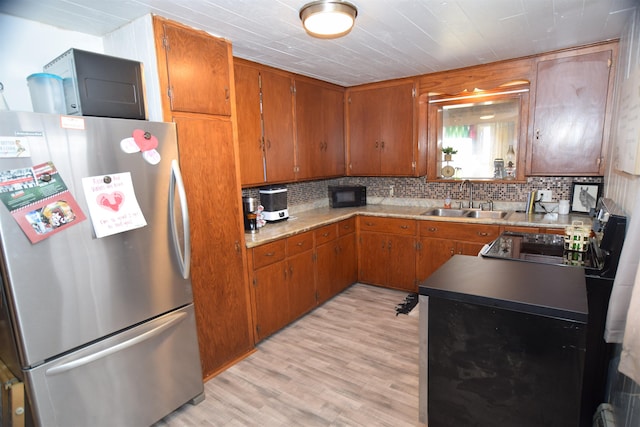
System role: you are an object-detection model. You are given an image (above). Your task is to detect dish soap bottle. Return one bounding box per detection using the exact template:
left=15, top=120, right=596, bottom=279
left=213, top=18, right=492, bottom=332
left=444, top=196, right=452, bottom=209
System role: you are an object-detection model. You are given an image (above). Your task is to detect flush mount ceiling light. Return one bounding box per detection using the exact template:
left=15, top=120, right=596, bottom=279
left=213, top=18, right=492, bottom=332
left=299, top=1, right=358, bottom=38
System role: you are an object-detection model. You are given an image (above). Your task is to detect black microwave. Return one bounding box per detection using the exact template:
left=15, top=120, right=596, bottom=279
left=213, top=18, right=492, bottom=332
left=328, top=185, right=366, bottom=208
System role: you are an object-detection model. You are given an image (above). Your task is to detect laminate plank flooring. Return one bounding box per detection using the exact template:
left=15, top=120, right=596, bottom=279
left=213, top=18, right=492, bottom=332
left=154, top=283, right=420, bottom=427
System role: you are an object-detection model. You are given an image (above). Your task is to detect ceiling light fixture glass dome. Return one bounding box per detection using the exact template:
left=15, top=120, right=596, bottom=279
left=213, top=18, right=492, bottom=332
left=299, top=1, right=358, bottom=39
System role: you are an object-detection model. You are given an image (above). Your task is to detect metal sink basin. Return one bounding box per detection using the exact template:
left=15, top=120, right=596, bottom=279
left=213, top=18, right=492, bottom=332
left=464, top=210, right=509, bottom=219
left=421, top=208, right=510, bottom=219
left=421, top=208, right=469, bottom=217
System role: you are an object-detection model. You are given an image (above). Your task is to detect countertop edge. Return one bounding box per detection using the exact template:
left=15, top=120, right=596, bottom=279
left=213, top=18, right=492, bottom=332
left=244, top=204, right=591, bottom=248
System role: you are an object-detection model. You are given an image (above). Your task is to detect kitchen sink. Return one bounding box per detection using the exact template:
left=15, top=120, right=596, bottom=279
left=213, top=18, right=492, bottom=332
left=421, top=208, right=510, bottom=219
left=421, top=208, right=469, bottom=217
left=464, top=210, right=509, bottom=219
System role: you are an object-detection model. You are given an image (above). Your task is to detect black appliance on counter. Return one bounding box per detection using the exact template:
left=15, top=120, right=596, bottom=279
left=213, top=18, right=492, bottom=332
left=481, top=197, right=627, bottom=427
left=328, top=185, right=367, bottom=208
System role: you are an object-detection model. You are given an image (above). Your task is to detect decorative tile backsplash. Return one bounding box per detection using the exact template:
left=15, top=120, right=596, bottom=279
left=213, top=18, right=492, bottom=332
left=243, top=176, right=604, bottom=208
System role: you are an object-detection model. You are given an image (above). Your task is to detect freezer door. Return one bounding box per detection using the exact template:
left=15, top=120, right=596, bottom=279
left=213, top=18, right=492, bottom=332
left=25, top=304, right=203, bottom=427
left=0, top=112, right=194, bottom=367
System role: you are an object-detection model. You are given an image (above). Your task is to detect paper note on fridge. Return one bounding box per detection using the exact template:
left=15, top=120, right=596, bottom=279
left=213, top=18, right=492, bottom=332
left=81, top=172, right=147, bottom=238
left=0, top=161, right=86, bottom=244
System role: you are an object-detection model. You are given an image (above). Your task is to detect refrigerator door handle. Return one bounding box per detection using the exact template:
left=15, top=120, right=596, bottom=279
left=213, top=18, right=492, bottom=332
left=45, top=311, right=188, bottom=376
left=170, top=159, right=191, bottom=279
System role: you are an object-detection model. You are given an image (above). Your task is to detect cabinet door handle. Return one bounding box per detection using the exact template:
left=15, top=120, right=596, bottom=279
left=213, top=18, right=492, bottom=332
left=382, top=241, right=386, bottom=249
left=266, top=139, right=272, bottom=149
left=225, top=87, right=230, bottom=101
left=375, top=140, right=379, bottom=149
left=535, top=129, right=541, bottom=140
left=388, top=241, right=392, bottom=250
left=449, top=248, right=454, bottom=256
left=381, top=140, right=385, bottom=149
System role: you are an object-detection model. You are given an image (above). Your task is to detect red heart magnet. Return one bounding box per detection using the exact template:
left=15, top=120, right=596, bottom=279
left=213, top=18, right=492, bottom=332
left=132, top=129, right=158, bottom=152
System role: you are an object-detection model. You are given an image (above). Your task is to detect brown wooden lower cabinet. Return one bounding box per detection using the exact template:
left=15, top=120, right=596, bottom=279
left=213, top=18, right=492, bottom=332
left=417, top=221, right=501, bottom=283
left=316, top=219, right=357, bottom=304
left=249, top=219, right=357, bottom=341
left=358, top=216, right=418, bottom=292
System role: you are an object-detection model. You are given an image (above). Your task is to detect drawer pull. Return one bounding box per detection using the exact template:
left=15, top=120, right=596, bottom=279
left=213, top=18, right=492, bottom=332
left=322, top=232, right=330, bottom=237
left=478, top=232, right=489, bottom=237
left=428, top=227, right=437, bottom=232
left=265, top=252, right=275, bottom=257
left=400, top=225, right=409, bottom=229
left=365, top=222, right=375, bottom=226
left=297, top=242, right=305, bottom=247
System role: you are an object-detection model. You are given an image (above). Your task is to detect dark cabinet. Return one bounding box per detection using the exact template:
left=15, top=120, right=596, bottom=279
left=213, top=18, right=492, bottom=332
left=420, top=256, right=588, bottom=427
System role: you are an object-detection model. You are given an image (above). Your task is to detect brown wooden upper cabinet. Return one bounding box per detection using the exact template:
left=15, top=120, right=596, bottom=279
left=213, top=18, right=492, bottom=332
left=347, top=80, right=422, bottom=176
left=295, top=79, right=345, bottom=180
left=157, top=20, right=231, bottom=116
left=528, top=43, right=616, bottom=176
left=234, top=60, right=295, bottom=186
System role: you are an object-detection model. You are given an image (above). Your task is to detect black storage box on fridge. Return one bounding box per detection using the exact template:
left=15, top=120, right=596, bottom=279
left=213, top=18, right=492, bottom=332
left=44, top=48, right=147, bottom=119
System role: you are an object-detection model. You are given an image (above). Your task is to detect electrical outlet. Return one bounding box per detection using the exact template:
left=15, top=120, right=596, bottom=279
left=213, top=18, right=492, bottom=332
left=538, top=190, right=552, bottom=202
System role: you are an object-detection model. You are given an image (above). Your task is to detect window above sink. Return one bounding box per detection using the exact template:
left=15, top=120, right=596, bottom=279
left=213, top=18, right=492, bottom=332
left=422, top=82, right=530, bottom=182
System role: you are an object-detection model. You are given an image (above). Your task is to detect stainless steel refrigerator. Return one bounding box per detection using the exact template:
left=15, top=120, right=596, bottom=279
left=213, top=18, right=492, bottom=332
left=0, top=111, right=204, bottom=426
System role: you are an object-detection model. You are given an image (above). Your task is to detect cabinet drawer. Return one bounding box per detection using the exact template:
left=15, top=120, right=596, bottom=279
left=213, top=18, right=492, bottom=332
left=287, top=231, right=314, bottom=257
left=252, top=240, right=286, bottom=269
left=315, top=224, right=337, bottom=246
left=338, top=218, right=356, bottom=236
left=359, top=216, right=416, bottom=235
left=420, top=221, right=500, bottom=243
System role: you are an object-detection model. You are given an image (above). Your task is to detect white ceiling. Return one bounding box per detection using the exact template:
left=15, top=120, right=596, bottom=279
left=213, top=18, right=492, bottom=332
left=0, top=0, right=636, bottom=87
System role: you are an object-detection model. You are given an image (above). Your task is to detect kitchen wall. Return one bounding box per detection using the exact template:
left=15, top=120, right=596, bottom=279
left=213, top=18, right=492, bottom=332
left=0, top=14, right=103, bottom=112
left=244, top=175, right=603, bottom=212
left=602, top=7, right=640, bottom=427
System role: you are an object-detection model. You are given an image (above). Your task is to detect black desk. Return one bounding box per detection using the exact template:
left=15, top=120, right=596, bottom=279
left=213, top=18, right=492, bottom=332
left=418, top=255, right=588, bottom=427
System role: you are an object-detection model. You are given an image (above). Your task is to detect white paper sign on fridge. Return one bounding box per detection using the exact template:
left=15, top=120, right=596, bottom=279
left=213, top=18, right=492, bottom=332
left=81, top=172, right=147, bottom=238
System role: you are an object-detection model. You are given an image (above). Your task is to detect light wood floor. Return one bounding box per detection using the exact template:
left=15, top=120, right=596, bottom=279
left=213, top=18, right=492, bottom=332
left=154, top=283, right=420, bottom=426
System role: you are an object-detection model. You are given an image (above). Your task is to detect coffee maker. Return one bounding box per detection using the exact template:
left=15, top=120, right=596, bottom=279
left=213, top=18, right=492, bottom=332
left=242, top=196, right=259, bottom=234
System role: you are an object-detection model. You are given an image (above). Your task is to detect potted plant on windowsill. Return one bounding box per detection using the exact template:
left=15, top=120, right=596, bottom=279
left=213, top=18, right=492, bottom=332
left=442, top=146, right=457, bottom=162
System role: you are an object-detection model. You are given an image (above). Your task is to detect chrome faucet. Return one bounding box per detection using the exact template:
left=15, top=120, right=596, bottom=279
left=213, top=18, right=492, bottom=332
left=460, top=179, right=473, bottom=209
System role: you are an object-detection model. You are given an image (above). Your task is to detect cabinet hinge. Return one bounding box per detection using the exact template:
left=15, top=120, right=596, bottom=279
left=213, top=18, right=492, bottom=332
left=256, top=325, right=261, bottom=334
left=348, top=96, right=351, bottom=104
left=167, top=87, right=173, bottom=100
left=412, top=88, right=416, bottom=98
left=412, top=161, right=416, bottom=170
left=291, top=85, right=295, bottom=94
left=608, top=58, right=612, bottom=68
left=162, top=35, right=170, bottom=50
